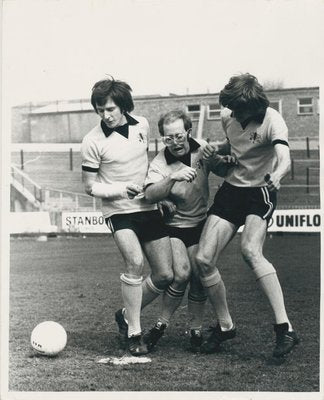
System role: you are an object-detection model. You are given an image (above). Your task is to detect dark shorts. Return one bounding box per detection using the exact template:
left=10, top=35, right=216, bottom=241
left=166, top=220, right=206, bottom=248
left=208, top=181, right=277, bottom=227
left=105, top=210, right=168, bottom=243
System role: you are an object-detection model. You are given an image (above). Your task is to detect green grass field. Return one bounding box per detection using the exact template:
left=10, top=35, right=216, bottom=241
left=8, top=233, right=320, bottom=392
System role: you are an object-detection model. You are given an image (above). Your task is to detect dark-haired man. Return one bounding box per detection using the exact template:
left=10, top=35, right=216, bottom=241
left=196, top=73, right=299, bottom=357
left=81, top=77, right=173, bottom=356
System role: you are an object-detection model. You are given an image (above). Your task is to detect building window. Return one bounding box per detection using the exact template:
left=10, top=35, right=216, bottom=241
left=207, top=103, right=221, bottom=120
left=297, top=98, right=313, bottom=115
left=269, top=100, right=282, bottom=114
left=316, top=98, right=320, bottom=114
left=186, top=104, right=200, bottom=120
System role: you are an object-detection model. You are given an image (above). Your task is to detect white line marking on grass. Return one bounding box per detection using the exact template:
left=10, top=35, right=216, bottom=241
left=96, top=355, right=152, bottom=365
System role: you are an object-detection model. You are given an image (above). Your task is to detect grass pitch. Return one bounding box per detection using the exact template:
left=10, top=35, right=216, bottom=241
left=8, top=233, right=320, bottom=392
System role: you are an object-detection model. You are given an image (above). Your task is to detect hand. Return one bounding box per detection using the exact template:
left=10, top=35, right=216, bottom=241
left=202, top=144, right=217, bottom=160
left=264, top=173, right=281, bottom=191
left=126, top=183, right=143, bottom=199
left=171, top=166, right=197, bottom=183
left=220, top=154, right=238, bottom=166
left=158, top=199, right=177, bottom=219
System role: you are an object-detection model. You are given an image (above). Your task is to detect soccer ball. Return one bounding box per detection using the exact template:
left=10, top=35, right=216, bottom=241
left=31, top=321, right=67, bottom=356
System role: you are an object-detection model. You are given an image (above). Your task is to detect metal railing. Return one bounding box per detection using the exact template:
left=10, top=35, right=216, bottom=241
left=11, top=164, right=43, bottom=204
left=42, top=188, right=100, bottom=211
left=11, top=164, right=99, bottom=211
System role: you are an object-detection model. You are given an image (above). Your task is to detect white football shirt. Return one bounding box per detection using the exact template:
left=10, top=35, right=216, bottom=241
left=221, top=107, right=289, bottom=187
left=81, top=114, right=156, bottom=218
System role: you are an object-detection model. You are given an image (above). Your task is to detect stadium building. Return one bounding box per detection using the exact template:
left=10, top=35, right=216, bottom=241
left=10, top=86, right=320, bottom=232
left=11, top=86, right=319, bottom=143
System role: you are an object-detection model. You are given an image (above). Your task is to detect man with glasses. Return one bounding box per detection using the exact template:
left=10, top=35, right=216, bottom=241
left=196, top=73, right=299, bottom=358
left=81, top=77, right=174, bottom=356
left=143, top=110, right=237, bottom=351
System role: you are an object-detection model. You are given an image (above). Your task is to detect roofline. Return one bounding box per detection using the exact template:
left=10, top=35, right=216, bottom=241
left=12, top=86, right=319, bottom=108
left=133, top=86, right=319, bottom=101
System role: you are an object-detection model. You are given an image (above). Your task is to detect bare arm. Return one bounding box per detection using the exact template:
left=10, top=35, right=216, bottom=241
left=207, top=154, right=238, bottom=177
left=202, top=142, right=237, bottom=177
left=264, top=144, right=291, bottom=191
left=145, top=166, right=197, bottom=203
left=82, top=170, right=143, bottom=200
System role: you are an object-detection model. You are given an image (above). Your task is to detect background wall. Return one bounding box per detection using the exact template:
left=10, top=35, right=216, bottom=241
left=11, top=87, right=319, bottom=143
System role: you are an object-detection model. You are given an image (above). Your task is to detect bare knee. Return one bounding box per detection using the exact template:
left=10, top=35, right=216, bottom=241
left=152, top=270, right=174, bottom=289
left=195, top=251, right=213, bottom=276
left=172, top=262, right=191, bottom=288
left=241, top=242, right=262, bottom=267
left=124, top=256, right=144, bottom=276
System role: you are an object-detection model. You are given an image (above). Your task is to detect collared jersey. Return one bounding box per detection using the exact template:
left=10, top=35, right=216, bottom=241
left=145, top=138, right=210, bottom=228
left=81, top=114, right=156, bottom=218
left=221, top=107, right=289, bottom=187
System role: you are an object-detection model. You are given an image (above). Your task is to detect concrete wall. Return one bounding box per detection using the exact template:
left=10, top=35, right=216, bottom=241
left=29, top=111, right=99, bottom=143
left=11, top=87, right=319, bottom=143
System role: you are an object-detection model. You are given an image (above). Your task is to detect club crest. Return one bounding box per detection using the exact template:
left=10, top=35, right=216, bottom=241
left=249, top=131, right=262, bottom=143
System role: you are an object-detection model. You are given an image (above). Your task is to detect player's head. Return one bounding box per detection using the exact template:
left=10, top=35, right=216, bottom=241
left=158, top=110, right=192, bottom=157
left=219, top=73, right=269, bottom=123
left=91, top=77, right=134, bottom=114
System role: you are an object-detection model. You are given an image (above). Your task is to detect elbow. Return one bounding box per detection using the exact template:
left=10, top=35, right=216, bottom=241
left=144, top=186, right=159, bottom=203
left=144, top=191, right=157, bottom=204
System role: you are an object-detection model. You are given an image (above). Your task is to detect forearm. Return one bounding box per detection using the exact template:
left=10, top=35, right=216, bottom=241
left=90, top=182, right=129, bottom=200
left=215, top=140, right=231, bottom=156
left=273, top=157, right=291, bottom=181
left=207, top=156, right=228, bottom=177
left=145, top=176, right=176, bottom=203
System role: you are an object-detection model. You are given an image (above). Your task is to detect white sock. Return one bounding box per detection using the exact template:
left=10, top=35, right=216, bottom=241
left=120, top=274, right=143, bottom=337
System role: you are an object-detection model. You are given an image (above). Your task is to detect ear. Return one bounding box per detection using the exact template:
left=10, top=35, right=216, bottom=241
left=187, top=128, right=192, bottom=138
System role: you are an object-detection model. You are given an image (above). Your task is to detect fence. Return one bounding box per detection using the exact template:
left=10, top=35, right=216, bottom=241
left=42, top=188, right=100, bottom=211
left=11, top=164, right=43, bottom=204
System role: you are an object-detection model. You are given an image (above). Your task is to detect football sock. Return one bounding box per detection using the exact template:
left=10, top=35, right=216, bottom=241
left=255, top=262, right=292, bottom=330
left=201, top=273, right=233, bottom=330
left=159, top=285, right=186, bottom=326
left=188, top=291, right=207, bottom=330
left=120, top=274, right=143, bottom=337
left=141, top=274, right=164, bottom=309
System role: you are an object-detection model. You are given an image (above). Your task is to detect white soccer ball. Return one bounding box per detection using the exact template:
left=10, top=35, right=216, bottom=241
left=31, top=321, right=67, bottom=356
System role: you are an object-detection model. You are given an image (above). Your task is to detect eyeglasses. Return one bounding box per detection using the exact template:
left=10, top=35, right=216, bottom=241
left=162, top=130, right=190, bottom=146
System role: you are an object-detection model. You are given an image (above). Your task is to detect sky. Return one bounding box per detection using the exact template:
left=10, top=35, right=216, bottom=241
left=2, top=0, right=324, bottom=109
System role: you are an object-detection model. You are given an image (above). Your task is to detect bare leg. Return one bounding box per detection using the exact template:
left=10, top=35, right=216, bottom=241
left=196, top=215, right=238, bottom=329
left=141, top=236, right=173, bottom=309
left=157, top=238, right=191, bottom=325
left=241, top=215, right=291, bottom=327
left=187, top=244, right=207, bottom=330
left=113, top=229, right=145, bottom=337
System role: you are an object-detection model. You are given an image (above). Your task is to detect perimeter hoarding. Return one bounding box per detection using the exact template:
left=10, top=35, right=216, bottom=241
left=61, top=209, right=321, bottom=234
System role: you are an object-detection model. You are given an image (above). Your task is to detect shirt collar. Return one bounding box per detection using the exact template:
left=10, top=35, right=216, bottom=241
left=164, top=137, right=200, bottom=166
left=230, top=110, right=266, bottom=128
left=101, top=113, right=139, bottom=138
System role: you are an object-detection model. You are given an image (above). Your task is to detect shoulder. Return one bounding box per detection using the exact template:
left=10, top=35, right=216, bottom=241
left=131, top=114, right=150, bottom=128
left=220, top=107, right=232, bottom=120
left=263, top=107, right=288, bottom=130
left=150, top=148, right=167, bottom=166
left=265, top=107, right=282, bottom=119
left=81, top=124, right=102, bottom=145
left=194, top=138, right=208, bottom=150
